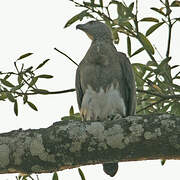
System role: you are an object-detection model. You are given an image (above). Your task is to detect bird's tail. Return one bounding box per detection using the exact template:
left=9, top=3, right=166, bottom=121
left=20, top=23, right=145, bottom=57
left=103, top=163, right=118, bottom=177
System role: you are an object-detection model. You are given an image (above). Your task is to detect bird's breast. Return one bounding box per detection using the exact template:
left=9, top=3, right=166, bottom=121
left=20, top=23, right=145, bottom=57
left=80, top=84, right=126, bottom=120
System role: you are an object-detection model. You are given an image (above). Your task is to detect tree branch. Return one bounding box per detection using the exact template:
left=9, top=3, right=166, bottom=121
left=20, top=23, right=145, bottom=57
left=0, top=114, right=180, bottom=174
left=54, top=48, right=78, bottom=66
left=137, top=89, right=180, bottom=100
left=165, top=2, right=172, bottom=58
left=0, top=88, right=76, bottom=96
left=136, top=98, right=165, bottom=113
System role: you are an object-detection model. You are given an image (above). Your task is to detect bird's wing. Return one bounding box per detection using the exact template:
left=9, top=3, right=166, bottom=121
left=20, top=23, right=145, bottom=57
left=118, top=52, right=136, bottom=116
left=75, top=67, right=83, bottom=109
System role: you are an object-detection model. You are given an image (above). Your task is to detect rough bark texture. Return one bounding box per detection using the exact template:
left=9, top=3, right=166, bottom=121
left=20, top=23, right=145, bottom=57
left=0, top=114, right=180, bottom=174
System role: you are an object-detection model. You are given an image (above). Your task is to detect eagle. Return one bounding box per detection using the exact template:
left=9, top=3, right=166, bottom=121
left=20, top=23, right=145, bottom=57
left=75, top=21, right=136, bottom=177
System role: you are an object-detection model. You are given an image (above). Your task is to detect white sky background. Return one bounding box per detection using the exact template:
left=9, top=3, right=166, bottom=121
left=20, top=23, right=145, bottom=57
left=0, top=0, right=180, bottom=179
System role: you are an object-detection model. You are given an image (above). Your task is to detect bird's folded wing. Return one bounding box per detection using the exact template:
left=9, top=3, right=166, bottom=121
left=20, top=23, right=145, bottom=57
left=118, top=52, right=136, bottom=116
left=75, top=68, right=83, bottom=109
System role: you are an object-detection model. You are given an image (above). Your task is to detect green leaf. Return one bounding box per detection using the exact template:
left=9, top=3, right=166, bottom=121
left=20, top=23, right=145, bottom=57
left=83, top=1, right=101, bottom=7
left=4, top=74, right=11, bottom=80
left=137, top=32, right=154, bottom=55
left=128, top=2, right=134, bottom=12
left=127, top=36, right=131, bottom=57
left=175, top=17, right=180, bottom=21
left=123, top=21, right=133, bottom=30
left=131, top=47, right=144, bottom=57
left=175, top=76, right=180, bottom=79
left=78, top=168, right=86, bottom=180
left=171, top=1, right=180, bottom=7
left=90, top=0, right=95, bottom=6
left=171, top=102, right=180, bottom=115
left=11, top=84, right=24, bottom=92
left=151, top=7, right=166, bottom=16
left=18, top=73, right=23, bottom=84
left=37, top=74, right=53, bottom=79
left=146, top=60, right=158, bottom=67
left=17, top=53, right=33, bottom=60
left=157, top=57, right=171, bottom=77
left=146, top=22, right=164, bottom=36
left=6, top=92, right=15, bottom=102
left=61, top=113, right=81, bottom=121
left=1, top=79, right=14, bottom=87
left=161, top=159, right=166, bottom=166
left=144, top=71, right=154, bottom=80
left=29, top=77, right=38, bottom=87
left=159, top=57, right=171, bottom=65
left=117, top=2, right=126, bottom=18
left=27, top=101, right=38, bottom=111
left=22, top=175, right=30, bottom=179
left=132, top=67, right=145, bottom=87
left=112, top=28, right=119, bottom=44
left=36, top=59, right=50, bottom=70
left=133, top=64, right=147, bottom=78
left=14, top=100, right=18, bottom=116
left=168, top=83, right=180, bottom=91
left=69, top=106, right=74, bottom=116
left=133, top=63, right=154, bottom=72
left=52, top=172, right=58, bottom=180
left=99, top=0, right=103, bottom=7
left=32, top=89, right=49, bottom=94
left=165, top=0, right=172, bottom=15
left=140, top=17, right=159, bottom=23
left=0, top=93, right=7, bottom=101
left=64, top=10, right=91, bottom=28
left=23, top=95, right=28, bottom=104
left=24, top=66, right=33, bottom=74
left=161, top=103, right=171, bottom=113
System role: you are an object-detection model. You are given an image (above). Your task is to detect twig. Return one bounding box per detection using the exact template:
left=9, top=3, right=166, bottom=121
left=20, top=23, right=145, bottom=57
left=106, top=7, right=111, bottom=20
left=14, top=62, right=36, bottom=91
left=74, top=0, right=112, bottom=22
left=154, top=45, right=163, bottom=59
left=54, top=48, right=78, bottom=66
left=133, top=0, right=157, bottom=63
left=1, top=86, right=180, bottom=99
left=0, top=88, right=76, bottom=96
left=137, top=89, right=180, bottom=100
left=135, top=0, right=139, bottom=32
left=137, top=98, right=165, bottom=113
left=166, top=11, right=172, bottom=58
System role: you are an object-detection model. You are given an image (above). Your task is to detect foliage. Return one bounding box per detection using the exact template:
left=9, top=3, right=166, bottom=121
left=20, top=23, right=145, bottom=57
left=0, top=0, right=179, bottom=179
left=15, top=170, right=86, bottom=180
left=16, top=174, right=39, bottom=180
left=61, top=105, right=81, bottom=120
left=65, top=0, right=180, bottom=115
left=0, top=49, right=76, bottom=116
left=0, top=0, right=179, bottom=116
left=0, top=53, right=53, bottom=115
left=78, top=168, right=86, bottom=180
left=52, top=172, right=59, bottom=180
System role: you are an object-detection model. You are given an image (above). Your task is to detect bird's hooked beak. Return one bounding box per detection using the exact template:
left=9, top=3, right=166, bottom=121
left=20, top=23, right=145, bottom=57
left=76, top=24, right=85, bottom=30
left=76, top=24, right=94, bottom=40
left=76, top=24, right=87, bottom=32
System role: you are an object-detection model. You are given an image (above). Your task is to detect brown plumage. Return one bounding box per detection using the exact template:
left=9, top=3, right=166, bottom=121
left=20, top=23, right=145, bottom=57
left=75, top=21, right=136, bottom=177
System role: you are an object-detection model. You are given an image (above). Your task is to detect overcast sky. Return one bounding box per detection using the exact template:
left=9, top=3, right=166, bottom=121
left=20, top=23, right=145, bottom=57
left=0, top=0, right=180, bottom=180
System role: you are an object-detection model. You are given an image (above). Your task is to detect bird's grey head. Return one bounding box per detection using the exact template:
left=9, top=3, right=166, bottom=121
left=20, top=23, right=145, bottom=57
left=76, top=21, right=112, bottom=41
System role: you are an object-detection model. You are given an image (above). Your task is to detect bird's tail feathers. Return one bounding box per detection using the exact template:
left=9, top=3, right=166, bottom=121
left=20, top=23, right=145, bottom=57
left=103, top=163, right=118, bottom=177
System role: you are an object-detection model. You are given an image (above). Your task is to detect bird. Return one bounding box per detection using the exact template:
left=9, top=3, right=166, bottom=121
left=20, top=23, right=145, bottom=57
left=75, top=21, right=136, bottom=177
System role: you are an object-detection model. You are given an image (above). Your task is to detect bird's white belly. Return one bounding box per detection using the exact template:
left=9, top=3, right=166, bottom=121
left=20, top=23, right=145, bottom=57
left=80, top=85, right=126, bottom=120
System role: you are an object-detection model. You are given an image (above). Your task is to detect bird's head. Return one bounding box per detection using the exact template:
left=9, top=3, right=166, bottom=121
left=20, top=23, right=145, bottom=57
left=76, top=21, right=112, bottom=41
